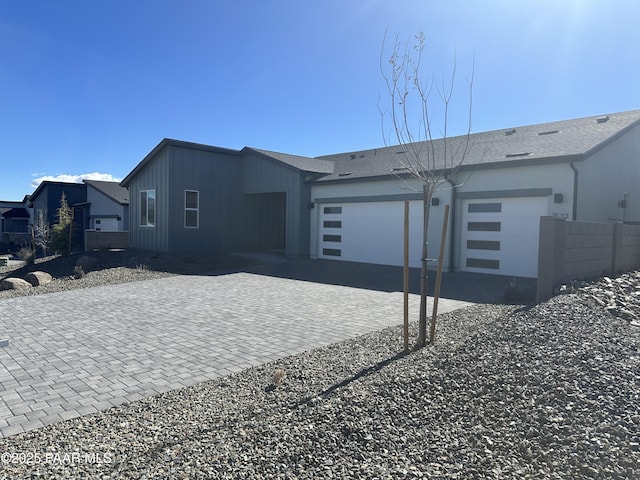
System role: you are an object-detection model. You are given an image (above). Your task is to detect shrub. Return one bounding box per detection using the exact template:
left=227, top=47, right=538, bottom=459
left=73, top=265, right=85, bottom=279
left=49, top=193, right=73, bottom=255
left=17, top=246, right=35, bottom=265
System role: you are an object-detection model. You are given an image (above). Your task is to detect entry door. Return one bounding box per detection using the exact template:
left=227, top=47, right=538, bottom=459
left=460, top=197, right=547, bottom=278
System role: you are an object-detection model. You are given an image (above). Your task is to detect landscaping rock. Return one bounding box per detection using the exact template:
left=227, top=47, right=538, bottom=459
left=0, top=271, right=639, bottom=479
left=24, top=271, right=53, bottom=287
left=0, top=277, right=32, bottom=290
left=75, top=255, right=98, bottom=272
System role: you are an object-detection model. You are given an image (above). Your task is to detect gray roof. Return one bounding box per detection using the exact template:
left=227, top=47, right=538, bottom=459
left=121, top=110, right=640, bottom=187
left=246, top=147, right=334, bottom=174
left=84, top=180, right=129, bottom=204
left=314, top=109, right=640, bottom=182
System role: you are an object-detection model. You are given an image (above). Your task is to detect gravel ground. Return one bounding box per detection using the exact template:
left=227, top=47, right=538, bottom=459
left=0, top=250, right=252, bottom=300
left=0, top=267, right=638, bottom=479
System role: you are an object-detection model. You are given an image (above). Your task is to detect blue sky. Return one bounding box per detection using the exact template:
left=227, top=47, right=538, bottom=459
left=1, top=0, right=639, bottom=200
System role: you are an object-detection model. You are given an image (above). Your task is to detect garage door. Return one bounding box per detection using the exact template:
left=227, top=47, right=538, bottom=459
left=94, top=218, right=119, bottom=232
left=318, top=201, right=423, bottom=267
left=460, top=197, right=547, bottom=278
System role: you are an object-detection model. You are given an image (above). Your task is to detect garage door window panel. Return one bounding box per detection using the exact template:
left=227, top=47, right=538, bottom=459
left=466, top=258, right=500, bottom=269
left=323, top=220, right=342, bottom=228
left=323, top=234, right=341, bottom=243
left=467, top=240, right=500, bottom=251
left=468, top=203, right=502, bottom=213
left=467, top=221, right=501, bottom=232
left=323, top=206, right=342, bottom=214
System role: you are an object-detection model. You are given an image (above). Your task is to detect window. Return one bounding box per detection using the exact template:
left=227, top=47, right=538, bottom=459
left=323, top=234, right=341, bottom=243
left=467, top=240, right=500, bottom=251
left=140, top=190, right=156, bottom=227
left=468, top=203, right=502, bottom=213
left=323, top=220, right=342, bottom=228
left=466, top=258, right=500, bottom=270
left=467, top=221, right=501, bottom=232
left=185, top=190, right=199, bottom=228
left=323, top=206, right=342, bottom=214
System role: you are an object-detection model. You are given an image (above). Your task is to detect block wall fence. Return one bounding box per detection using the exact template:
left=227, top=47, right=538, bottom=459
left=537, top=217, right=640, bottom=301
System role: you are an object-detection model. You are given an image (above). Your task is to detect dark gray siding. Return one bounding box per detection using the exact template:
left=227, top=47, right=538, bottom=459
left=241, top=152, right=311, bottom=257
left=128, top=148, right=170, bottom=251
left=166, top=145, right=242, bottom=252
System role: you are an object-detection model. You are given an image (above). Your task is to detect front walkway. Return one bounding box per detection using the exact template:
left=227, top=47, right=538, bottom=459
left=0, top=272, right=471, bottom=437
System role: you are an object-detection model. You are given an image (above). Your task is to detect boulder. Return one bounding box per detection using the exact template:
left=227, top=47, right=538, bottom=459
left=75, top=255, right=98, bottom=272
left=0, top=277, right=32, bottom=290
left=24, top=271, right=53, bottom=287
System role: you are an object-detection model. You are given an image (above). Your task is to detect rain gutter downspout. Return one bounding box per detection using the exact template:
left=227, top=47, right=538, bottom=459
left=446, top=177, right=457, bottom=271
left=570, top=161, right=578, bottom=220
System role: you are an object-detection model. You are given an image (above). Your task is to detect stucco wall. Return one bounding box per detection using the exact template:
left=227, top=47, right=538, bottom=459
left=86, top=187, right=128, bottom=231
left=575, top=122, right=640, bottom=223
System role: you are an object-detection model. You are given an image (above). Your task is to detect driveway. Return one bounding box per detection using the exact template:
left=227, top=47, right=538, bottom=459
left=0, top=268, right=473, bottom=438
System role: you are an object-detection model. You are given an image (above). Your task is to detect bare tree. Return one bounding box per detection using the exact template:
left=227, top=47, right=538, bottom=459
left=31, top=209, right=50, bottom=257
left=380, top=32, right=474, bottom=348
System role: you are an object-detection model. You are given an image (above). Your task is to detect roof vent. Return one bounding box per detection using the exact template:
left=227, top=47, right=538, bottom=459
left=504, top=129, right=516, bottom=136
left=538, top=130, right=559, bottom=136
left=338, top=172, right=353, bottom=177
left=391, top=166, right=410, bottom=172
left=596, top=115, right=610, bottom=124
left=504, top=152, right=532, bottom=158
left=395, top=150, right=407, bottom=154
left=350, top=154, right=356, bottom=160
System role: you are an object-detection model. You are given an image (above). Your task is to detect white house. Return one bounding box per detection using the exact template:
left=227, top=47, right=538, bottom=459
left=309, top=110, right=640, bottom=278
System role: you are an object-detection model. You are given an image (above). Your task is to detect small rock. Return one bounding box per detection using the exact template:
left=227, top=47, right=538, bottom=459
left=76, top=255, right=98, bottom=272
left=24, top=271, right=53, bottom=287
left=272, top=368, right=286, bottom=386
left=0, top=277, right=32, bottom=290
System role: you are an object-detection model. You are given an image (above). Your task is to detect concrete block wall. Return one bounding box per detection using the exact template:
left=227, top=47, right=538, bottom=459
left=85, top=231, right=129, bottom=251
left=537, top=217, right=640, bottom=301
left=563, top=221, right=614, bottom=279
left=614, top=224, right=640, bottom=272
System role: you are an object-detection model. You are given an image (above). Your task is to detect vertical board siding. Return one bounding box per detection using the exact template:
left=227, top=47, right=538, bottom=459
left=128, top=148, right=170, bottom=251
left=241, top=152, right=310, bottom=257
left=126, top=146, right=311, bottom=257
left=167, top=145, right=242, bottom=252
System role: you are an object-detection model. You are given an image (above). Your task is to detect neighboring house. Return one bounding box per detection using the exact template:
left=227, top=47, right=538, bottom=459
left=83, top=180, right=129, bottom=231
left=28, top=181, right=88, bottom=251
left=0, top=197, right=31, bottom=249
left=121, top=109, right=640, bottom=278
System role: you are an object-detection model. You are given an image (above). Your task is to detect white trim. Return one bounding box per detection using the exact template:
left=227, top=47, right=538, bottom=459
left=184, top=190, right=199, bottom=229
left=140, top=189, right=156, bottom=227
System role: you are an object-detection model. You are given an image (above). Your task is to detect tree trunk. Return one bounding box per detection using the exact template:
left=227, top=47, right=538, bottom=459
left=416, top=184, right=431, bottom=348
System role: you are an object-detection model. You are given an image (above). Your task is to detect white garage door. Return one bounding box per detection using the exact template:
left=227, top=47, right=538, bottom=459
left=94, top=218, right=119, bottom=232
left=318, top=201, right=423, bottom=267
left=460, top=197, right=547, bottom=278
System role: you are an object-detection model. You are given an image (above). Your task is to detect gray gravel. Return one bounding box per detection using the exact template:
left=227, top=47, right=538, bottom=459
left=0, top=271, right=639, bottom=479
left=0, top=266, right=172, bottom=300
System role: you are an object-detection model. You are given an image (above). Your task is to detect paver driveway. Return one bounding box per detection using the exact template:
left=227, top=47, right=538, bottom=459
left=0, top=272, right=471, bottom=438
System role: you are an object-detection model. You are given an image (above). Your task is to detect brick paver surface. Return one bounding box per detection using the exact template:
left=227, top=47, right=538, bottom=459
left=0, top=273, right=471, bottom=437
